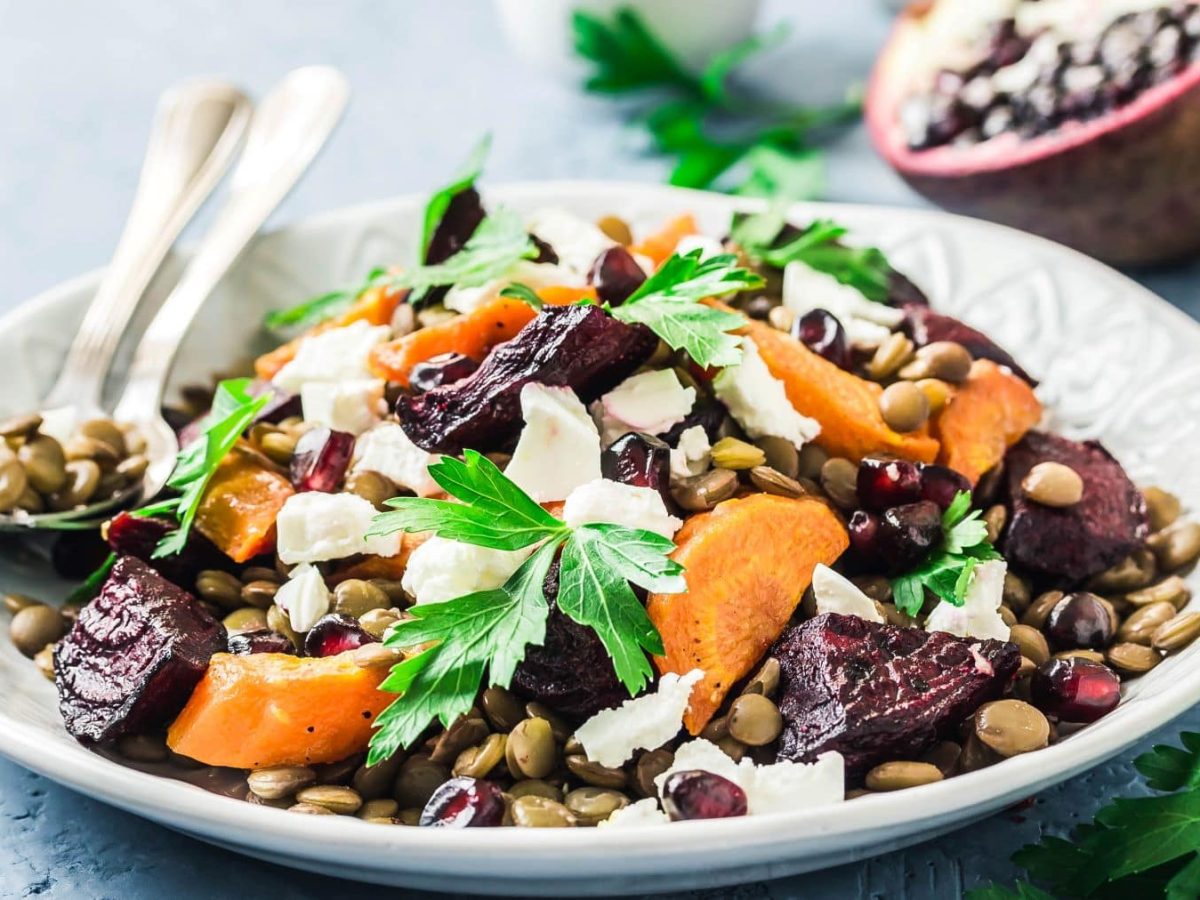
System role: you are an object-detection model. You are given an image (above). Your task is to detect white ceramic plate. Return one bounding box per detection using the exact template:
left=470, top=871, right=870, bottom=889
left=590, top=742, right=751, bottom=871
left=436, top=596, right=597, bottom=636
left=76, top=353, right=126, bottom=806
left=2, top=183, right=1200, bottom=896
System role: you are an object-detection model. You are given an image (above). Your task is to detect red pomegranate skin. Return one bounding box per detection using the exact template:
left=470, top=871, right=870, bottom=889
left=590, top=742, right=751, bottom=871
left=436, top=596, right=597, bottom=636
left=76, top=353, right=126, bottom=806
left=865, top=2, right=1200, bottom=265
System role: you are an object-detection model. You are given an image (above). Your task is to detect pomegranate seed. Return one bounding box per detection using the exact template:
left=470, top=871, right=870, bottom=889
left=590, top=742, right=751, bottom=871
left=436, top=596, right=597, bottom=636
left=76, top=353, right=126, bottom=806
left=877, top=500, right=943, bottom=572
left=589, top=246, right=646, bottom=306
left=857, top=457, right=922, bottom=510
left=661, top=770, right=748, bottom=820
left=289, top=428, right=355, bottom=493
left=601, top=432, right=672, bottom=508
left=303, top=614, right=377, bottom=657
left=791, top=308, right=852, bottom=370
left=409, top=352, right=480, bottom=393
left=1044, top=592, right=1114, bottom=650
left=420, top=776, right=505, bottom=827
left=1031, top=658, right=1121, bottom=723
left=848, top=510, right=882, bottom=559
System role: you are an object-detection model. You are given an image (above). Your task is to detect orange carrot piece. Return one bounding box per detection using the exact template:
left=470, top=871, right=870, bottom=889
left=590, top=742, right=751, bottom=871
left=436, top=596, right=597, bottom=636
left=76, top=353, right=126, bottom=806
left=368, top=295, right=537, bottom=386
left=647, top=494, right=849, bottom=733
left=193, top=448, right=294, bottom=563
left=167, top=652, right=393, bottom=768
left=933, top=359, right=1043, bottom=485
left=630, top=213, right=699, bottom=268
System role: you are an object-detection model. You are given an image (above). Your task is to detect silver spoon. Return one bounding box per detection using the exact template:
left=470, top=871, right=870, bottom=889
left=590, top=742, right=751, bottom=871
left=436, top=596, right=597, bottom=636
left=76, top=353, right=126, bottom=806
left=0, top=80, right=251, bottom=532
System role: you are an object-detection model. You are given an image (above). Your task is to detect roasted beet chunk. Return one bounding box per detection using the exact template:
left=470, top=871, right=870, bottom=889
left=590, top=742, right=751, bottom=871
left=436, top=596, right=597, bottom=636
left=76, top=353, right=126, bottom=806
left=54, top=556, right=226, bottom=743
left=425, top=188, right=486, bottom=264
left=511, top=561, right=626, bottom=717
left=1002, top=431, right=1149, bottom=584
left=902, top=305, right=1036, bottom=385
left=227, top=629, right=296, bottom=655
left=247, top=380, right=301, bottom=425
left=602, top=432, right=673, bottom=509
left=105, top=510, right=225, bottom=589
left=772, top=613, right=1019, bottom=777
left=397, top=305, right=658, bottom=454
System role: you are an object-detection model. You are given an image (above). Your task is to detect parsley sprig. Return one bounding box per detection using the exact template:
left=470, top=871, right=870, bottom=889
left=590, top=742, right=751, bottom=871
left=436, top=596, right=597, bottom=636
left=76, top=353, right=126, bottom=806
left=891, top=491, right=1002, bottom=617
left=365, top=451, right=685, bottom=763
left=971, top=732, right=1200, bottom=898
left=609, top=249, right=762, bottom=368
left=137, top=378, right=268, bottom=558
left=573, top=7, right=859, bottom=196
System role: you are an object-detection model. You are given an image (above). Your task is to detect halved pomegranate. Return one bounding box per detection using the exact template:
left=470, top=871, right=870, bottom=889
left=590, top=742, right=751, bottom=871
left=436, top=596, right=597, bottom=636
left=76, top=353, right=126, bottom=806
left=867, top=0, right=1200, bottom=264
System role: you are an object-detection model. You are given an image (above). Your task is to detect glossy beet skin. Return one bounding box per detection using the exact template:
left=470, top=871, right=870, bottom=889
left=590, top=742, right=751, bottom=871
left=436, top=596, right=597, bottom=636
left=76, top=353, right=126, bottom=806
left=105, top=511, right=226, bottom=589
left=303, top=613, right=377, bottom=657
left=902, top=305, right=1036, bottom=384
left=289, top=428, right=355, bottom=493
left=425, top=188, right=486, bottom=264
left=662, top=394, right=728, bottom=445
left=662, top=770, right=748, bottom=821
left=1044, top=592, right=1115, bottom=651
left=601, top=432, right=673, bottom=509
left=420, top=776, right=506, bottom=827
left=1031, top=658, right=1121, bottom=723
left=227, top=629, right=296, bottom=655
left=54, top=556, right=226, bottom=743
left=792, top=308, right=852, bottom=371
left=246, top=380, right=302, bottom=425
left=1002, top=431, right=1150, bottom=584
left=409, top=352, right=480, bottom=393
left=772, top=613, right=1020, bottom=776
left=589, top=246, right=647, bottom=305
left=397, top=305, right=659, bottom=454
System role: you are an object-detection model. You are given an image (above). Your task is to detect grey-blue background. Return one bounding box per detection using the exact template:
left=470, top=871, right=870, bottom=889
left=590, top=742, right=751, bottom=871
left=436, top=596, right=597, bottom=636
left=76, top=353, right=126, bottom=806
left=2, top=1, right=1199, bottom=897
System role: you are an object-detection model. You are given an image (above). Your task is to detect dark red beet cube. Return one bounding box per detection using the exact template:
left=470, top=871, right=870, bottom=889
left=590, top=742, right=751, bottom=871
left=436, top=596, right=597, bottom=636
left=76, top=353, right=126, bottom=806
left=425, top=188, right=486, bottom=264
left=420, top=776, right=505, bottom=827
left=919, top=464, right=972, bottom=511
left=396, top=305, right=657, bottom=454
left=247, top=380, right=301, bottom=425
left=227, top=629, right=296, bottom=656
left=876, top=500, right=943, bottom=572
left=902, top=304, right=1035, bottom=385
left=601, top=432, right=673, bottom=509
left=662, top=770, right=747, bottom=820
left=772, top=613, right=1020, bottom=776
left=589, top=246, right=646, bottom=306
left=105, top=510, right=225, bottom=589
left=409, top=353, right=480, bottom=393
left=290, top=428, right=355, bottom=493
left=303, top=613, right=377, bottom=657
left=1001, top=431, right=1149, bottom=584
left=53, top=556, right=226, bottom=743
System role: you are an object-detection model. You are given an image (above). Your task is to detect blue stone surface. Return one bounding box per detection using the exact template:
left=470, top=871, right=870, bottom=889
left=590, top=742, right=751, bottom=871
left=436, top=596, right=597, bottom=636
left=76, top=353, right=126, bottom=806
left=2, top=1, right=1199, bottom=897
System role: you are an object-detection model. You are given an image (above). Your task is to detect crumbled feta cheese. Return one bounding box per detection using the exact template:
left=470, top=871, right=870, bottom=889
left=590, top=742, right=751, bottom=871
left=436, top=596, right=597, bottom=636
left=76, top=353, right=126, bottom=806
left=596, top=369, right=696, bottom=443
left=656, top=739, right=845, bottom=815
left=670, top=425, right=712, bottom=480
left=562, top=478, right=683, bottom=540
left=782, top=261, right=904, bottom=349
left=713, top=342, right=820, bottom=449
left=674, top=234, right=726, bottom=261
left=443, top=260, right=582, bottom=315
left=812, top=564, right=884, bottom=623
left=275, top=492, right=401, bottom=564
left=525, top=208, right=616, bottom=278
left=351, top=422, right=442, bottom=497
left=300, top=378, right=384, bottom=435
left=598, top=798, right=670, bottom=828
left=924, top=559, right=1010, bottom=642
left=274, top=563, right=331, bottom=633
left=575, top=669, right=704, bottom=768
left=401, top=536, right=533, bottom=605
left=504, top=384, right=602, bottom=502
left=272, top=320, right=391, bottom=392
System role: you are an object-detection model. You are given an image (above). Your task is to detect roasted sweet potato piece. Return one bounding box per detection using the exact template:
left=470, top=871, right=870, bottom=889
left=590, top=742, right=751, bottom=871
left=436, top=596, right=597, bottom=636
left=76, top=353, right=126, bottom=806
left=647, top=493, right=849, bottom=733
left=166, top=652, right=393, bottom=768
left=368, top=295, right=538, bottom=387
left=194, top=448, right=294, bottom=563
left=933, top=359, right=1043, bottom=485
left=630, top=213, right=698, bottom=268
left=254, top=283, right=404, bottom=381
left=536, top=285, right=599, bottom=306
left=738, top=316, right=940, bottom=464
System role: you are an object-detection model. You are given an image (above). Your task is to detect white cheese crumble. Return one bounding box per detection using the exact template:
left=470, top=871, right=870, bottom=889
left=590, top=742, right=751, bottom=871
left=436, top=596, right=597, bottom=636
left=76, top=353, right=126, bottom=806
left=597, top=369, right=696, bottom=442
left=504, top=383, right=602, bottom=502
left=350, top=422, right=442, bottom=498
left=712, top=342, right=820, bottom=450
left=782, top=261, right=905, bottom=349
left=273, top=563, right=331, bottom=633
left=812, top=564, right=885, bottom=623
left=575, top=669, right=704, bottom=768
left=525, top=207, right=616, bottom=279
left=924, top=559, right=1010, bottom=642
left=669, top=425, right=712, bottom=480
left=562, top=478, right=683, bottom=540
left=443, top=260, right=582, bottom=315
left=673, top=234, right=726, bottom=262
left=275, top=492, right=401, bottom=564
left=401, top=536, right=533, bottom=605
left=655, top=739, right=846, bottom=816
left=300, top=378, right=384, bottom=435
left=598, top=797, right=671, bottom=828
left=272, top=320, right=391, bottom=393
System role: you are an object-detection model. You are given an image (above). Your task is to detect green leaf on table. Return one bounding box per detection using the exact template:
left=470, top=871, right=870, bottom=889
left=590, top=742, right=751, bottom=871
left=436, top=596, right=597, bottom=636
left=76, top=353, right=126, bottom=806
left=699, top=24, right=790, bottom=107
left=572, top=7, right=697, bottom=94
left=1138, top=733, right=1200, bottom=792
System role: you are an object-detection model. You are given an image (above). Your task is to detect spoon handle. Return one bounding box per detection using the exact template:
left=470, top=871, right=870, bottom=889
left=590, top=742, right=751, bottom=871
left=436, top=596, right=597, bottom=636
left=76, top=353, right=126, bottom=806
left=41, top=79, right=251, bottom=414
left=114, top=66, right=350, bottom=423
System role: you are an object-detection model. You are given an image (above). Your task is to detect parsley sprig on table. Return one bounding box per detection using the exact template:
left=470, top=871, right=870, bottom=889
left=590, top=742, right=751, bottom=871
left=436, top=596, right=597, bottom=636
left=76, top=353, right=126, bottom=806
left=971, top=732, right=1200, bottom=898
left=364, top=451, right=685, bottom=764
left=891, top=491, right=1002, bottom=617
left=609, top=249, right=762, bottom=368
left=573, top=7, right=859, bottom=196
left=137, top=378, right=268, bottom=558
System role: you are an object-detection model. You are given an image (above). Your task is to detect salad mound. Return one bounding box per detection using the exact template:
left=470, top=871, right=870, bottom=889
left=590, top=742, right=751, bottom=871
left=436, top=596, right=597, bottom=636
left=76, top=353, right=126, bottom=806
left=11, top=140, right=1199, bottom=829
